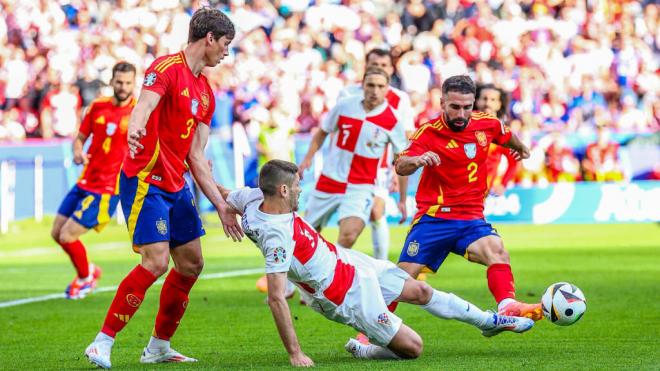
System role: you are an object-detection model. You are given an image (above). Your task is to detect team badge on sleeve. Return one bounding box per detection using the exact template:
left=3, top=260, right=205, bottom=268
left=464, top=143, right=477, bottom=159
left=273, top=247, right=286, bottom=263
left=377, top=313, right=391, bottom=326
left=406, top=241, right=419, bottom=257
left=144, top=72, right=157, bottom=87
left=475, top=131, right=487, bottom=146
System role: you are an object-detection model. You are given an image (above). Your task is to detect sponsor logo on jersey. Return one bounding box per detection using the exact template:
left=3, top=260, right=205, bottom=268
left=156, top=218, right=168, bottom=235
left=406, top=241, right=419, bottom=256
left=476, top=131, right=487, bottom=146
left=106, top=122, right=117, bottom=136
left=446, top=139, right=458, bottom=149
left=464, top=143, right=477, bottom=159
left=191, top=98, right=199, bottom=115
left=125, top=294, right=142, bottom=308
left=95, top=115, right=105, bottom=124
left=181, top=87, right=189, bottom=97
left=144, top=72, right=157, bottom=87
left=377, top=313, right=391, bottom=326
left=273, top=247, right=286, bottom=263
left=151, top=175, right=162, bottom=182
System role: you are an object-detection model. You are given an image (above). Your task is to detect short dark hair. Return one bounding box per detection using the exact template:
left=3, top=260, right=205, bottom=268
left=365, top=48, right=392, bottom=64
left=442, top=75, right=476, bottom=96
left=112, top=61, right=136, bottom=78
left=188, top=7, right=235, bottom=43
left=476, top=83, right=509, bottom=119
left=363, top=66, right=390, bottom=84
left=259, top=160, right=298, bottom=197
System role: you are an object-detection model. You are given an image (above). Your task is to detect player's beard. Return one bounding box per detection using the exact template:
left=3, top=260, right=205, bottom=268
left=446, top=117, right=469, bottom=132
left=114, top=90, right=130, bottom=104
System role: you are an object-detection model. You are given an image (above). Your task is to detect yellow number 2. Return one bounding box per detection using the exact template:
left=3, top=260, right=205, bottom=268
left=467, top=162, right=478, bottom=183
left=180, top=118, right=195, bottom=139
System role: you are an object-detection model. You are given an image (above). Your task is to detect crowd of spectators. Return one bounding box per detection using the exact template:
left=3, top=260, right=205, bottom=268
left=0, top=0, right=658, bottom=184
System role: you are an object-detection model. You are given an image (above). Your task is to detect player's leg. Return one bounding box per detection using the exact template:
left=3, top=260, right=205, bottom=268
left=84, top=174, right=167, bottom=369
left=370, top=195, right=390, bottom=260
left=336, top=188, right=373, bottom=248
left=337, top=216, right=366, bottom=248
left=346, top=324, right=422, bottom=360
left=460, top=222, right=543, bottom=320
left=141, top=184, right=203, bottom=364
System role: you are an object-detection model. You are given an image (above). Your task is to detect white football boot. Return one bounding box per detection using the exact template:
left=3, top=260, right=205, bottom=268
left=84, top=335, right=113, bottom=369
left=481, top=311, right=534, bottom=337
left=140, top=347, right=198, bottom=363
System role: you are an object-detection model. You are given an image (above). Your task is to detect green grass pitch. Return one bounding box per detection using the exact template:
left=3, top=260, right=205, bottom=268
left=0, top=219, right=658, bottom=370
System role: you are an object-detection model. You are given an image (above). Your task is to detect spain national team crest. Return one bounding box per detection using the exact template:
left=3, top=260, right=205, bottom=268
left=406, top=241, right=419, bottom=257
left=377, top=313, right=391, bottom=326
left=156, top=218, right=167, bottom=235
left=106, top=122, right=117, bottom=136
left=200, top=91, right=210, bottom=110
left=144, top=72, right=156, bottom=87
left=475, top=131, right=487, bottom=146
left=273, top=247, right=286, bottom=263
left=464, top=143, right=477, bottom=159
left=125, top=294, right=142, bottom=308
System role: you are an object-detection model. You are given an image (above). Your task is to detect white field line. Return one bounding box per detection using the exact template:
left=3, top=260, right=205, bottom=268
left=0, top=267, right=263, bottom=309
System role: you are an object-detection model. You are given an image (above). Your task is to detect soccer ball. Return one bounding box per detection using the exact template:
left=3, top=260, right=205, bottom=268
left=541, top=282, right=586, bottom=326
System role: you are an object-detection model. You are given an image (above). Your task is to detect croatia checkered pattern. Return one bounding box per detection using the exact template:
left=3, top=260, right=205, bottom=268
left=316, top=95, right=408, bottom=194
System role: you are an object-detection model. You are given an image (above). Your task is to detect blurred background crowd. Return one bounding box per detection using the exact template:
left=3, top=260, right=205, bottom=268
left=0, top=0, right=658, bottom=186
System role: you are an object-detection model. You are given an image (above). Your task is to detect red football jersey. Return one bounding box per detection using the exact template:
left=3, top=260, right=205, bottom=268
left=401, top=112, right=512, bottom=220
left=77, top=96, right=136, bottom=194
left=485, top=144, right=519, bottom=190
left=122, top=52, right=215, bottom=192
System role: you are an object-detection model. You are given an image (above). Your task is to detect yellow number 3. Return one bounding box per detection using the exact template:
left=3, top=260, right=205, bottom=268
left=467, top=162, right=478, bottom=183
left=180, top=118, right=195, bottom=139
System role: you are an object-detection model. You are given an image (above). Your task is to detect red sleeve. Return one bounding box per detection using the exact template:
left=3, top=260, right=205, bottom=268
left=142, top=57, right=173, bottom=96
left=491, top=118, right=512, bottom=145
left=401, top=125, right=431, bottom=157
left=500, top=149, right=520, bottom=186
left=203, top=83, right=215, bottom=126
left=78, top=102, right=94, bottom=136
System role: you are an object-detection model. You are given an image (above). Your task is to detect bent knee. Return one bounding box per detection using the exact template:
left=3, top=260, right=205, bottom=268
left=58, top=229, right=77, bottom=244
left=402, top=335, right=423, bottom=359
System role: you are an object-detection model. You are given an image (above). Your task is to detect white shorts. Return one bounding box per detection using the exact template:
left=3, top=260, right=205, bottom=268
left=308, top=249, right=410, bottom=346
left=304, top=187, right=374, bottom=229
left=374, top=168, right=390, bottom=200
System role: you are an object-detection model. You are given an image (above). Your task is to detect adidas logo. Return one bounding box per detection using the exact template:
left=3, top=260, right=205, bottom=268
left=114, top=313, right=130, bottom=323
left=181, top=88, right=189, bottom=97
left=446, top=139, right=458, bottom=149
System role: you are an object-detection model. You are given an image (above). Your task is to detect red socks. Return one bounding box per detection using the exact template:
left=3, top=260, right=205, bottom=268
left=486, top=263, right=516, bottom=303
left=59, top=240, right=89, bottom=278
left=101, top=265, right=157, bottom=338
left=153, top=269, right=197, bottom=341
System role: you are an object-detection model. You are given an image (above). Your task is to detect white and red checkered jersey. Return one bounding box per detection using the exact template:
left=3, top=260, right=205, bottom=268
left=339, top=84, right=414, bottom=169
left=316, top=95, right=408, bottom=193
left=228, top=187, right=357, bottom=306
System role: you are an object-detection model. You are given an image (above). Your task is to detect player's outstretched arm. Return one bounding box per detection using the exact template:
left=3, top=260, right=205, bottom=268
left=397, top=174, right=408, bottom=224
left=267, top=272, right=314, bottom=367
left=298, top=128, right=329, bottom=180
left=127, top=90, right=161, bottom=158
left=188, top=124, right=244, bottom=241
left=395, top=151, right=441, bottom=176
left=501, top=134, right=530, bottom=161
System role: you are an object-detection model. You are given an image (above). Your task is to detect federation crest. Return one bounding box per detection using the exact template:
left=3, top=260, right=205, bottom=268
left=144, top=72, right=157, bottom=87
left=106, top=122, right=117, bottom=136
left=200, top=91, right=210, bottom=110
left=464, top=143, right=477, bottom=159
left=191, top=98, right=199, bottom=115
left=406, top=241, right=419, bottom=257
left=377, top=313, right=391, bottom=326
left=273, top=247, right=286, bottom=263
left=156, top=218, right=167, bottom=235
left=126, top=294, right=142, bottom=308
left=475, top=131, right=487, bottom=146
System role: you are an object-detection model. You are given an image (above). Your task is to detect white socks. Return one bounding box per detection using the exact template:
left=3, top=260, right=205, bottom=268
left=371, top=216, right=390, bottom=260
left=347, top=339, right=401, bottom=360
left=95, top=332, right=114, bottom=344
left=147, top=336, right=169, bottom=353
left=421, top=290, right=493, bottom=330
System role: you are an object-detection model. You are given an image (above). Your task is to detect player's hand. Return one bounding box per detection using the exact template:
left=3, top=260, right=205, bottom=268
left=218, top=203, right=244, bottom=242
left=491, top=183, right=506, bottom=196
left=298, top=158, right=312, bottom=180
left=73, top=151, right=89, bottom=165
left=128, top=127, right=147, bottom=159
left=510, top=146, right=530, bottom=161
left=415, top=151, right=441, bottom=168
left=289, top=352, right=314, bottom=367
left=397, top=200, right=407, bottom=224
